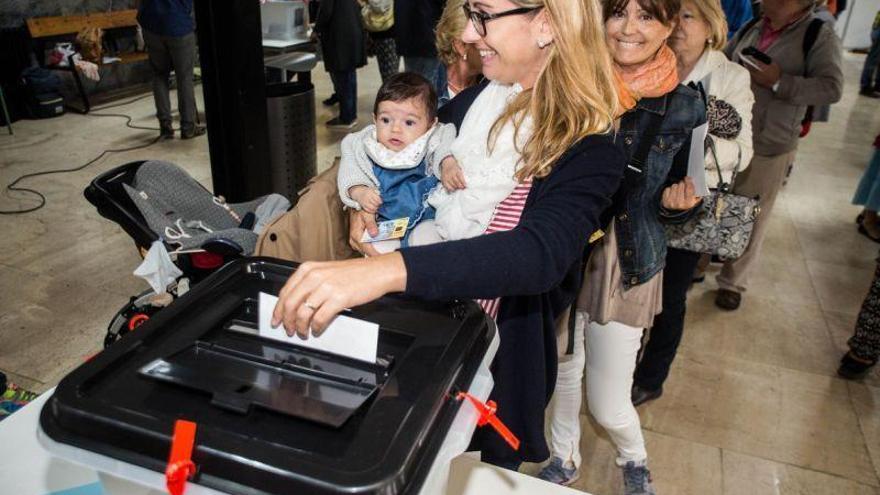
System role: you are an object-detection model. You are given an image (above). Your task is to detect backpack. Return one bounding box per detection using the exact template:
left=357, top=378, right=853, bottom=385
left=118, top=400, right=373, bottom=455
left=19, top=66, right=65, bottom=118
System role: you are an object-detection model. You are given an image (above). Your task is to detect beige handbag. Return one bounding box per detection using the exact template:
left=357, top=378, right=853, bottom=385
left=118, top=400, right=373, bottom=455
left=362, top=0, right=394, bottom=32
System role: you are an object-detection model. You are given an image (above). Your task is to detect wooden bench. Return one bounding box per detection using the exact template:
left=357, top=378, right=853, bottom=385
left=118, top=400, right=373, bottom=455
left=27, top=10, right=148, bottom=113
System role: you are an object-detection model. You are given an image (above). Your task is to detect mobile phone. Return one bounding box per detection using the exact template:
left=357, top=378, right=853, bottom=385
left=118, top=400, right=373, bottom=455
left=741, top=46, right=772, bottom=64
left=740, top=55, right=763, bottom=71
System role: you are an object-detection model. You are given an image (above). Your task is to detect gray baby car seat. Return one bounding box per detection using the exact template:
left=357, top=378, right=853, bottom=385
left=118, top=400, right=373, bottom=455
left=123, top=160, right=289, bottom=254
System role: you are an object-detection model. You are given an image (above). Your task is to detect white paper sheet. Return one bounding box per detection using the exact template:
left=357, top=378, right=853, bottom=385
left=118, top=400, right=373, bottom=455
left=687, top=122, right=711, bottom=197
left=258, top=292, right=379, bottom=363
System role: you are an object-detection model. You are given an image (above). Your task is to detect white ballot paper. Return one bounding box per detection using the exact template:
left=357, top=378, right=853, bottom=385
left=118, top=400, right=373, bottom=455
left=258, top=292, right=379, bottom=363
left=687, top=122, right=711, bottom=197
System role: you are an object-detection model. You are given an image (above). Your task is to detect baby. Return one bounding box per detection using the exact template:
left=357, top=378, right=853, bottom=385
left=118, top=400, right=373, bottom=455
left=338, top=74, right=525, bottom=251
left=337, top=72, right=456, bottom=252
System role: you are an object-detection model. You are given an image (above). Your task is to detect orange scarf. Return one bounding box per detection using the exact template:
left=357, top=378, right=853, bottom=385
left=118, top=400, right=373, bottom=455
left=613, top=44, right=679, bottom=114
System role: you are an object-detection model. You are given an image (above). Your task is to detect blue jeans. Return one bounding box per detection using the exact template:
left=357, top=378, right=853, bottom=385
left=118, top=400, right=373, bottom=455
left=861, top=28, right=880, bottom=91
left=403, top=56, right=446, bottom=95
left=329, top=70, right=357, bottom=123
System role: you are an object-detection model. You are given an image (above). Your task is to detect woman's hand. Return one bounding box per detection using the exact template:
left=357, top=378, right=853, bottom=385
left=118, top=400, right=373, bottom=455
left=440, top=156, right=467, bottom=192
left=348, top=209, right=382, bottom=257
left=661, top=177, right=701, bottom=211
left=271, top=253, right=408, bottom=338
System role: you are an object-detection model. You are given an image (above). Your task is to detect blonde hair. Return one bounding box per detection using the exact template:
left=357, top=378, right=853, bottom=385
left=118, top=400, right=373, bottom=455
left=682, top=0, right=728, bottom=50
left=491, top=0, right=619, bottom=181
left=436, top=0, right=468, bottom=67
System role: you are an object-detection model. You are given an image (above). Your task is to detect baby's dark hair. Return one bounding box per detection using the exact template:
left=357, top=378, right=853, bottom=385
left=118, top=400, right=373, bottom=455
left=373, top=72, right=438, bottom=122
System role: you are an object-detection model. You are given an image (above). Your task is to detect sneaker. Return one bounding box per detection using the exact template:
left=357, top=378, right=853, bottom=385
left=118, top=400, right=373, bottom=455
left=715, top=289, right=741, bottom=311
left=631, top=384, right=663, bottom=407
left=322, top=94, right=339, bottom=106
left=0, top=383, right=38, bottom=418
left=622, top=460, right=656, bottom=495
left=325, top=117, right=357, bottom=130
left=181, top=125, right=206, bottom=139
left=837, top=352, right=876, bottom=380
left=2, top=383, right=38, bottom=404
left=159, top=124, right=174, bottom=140
left=537, top=457, right=579, bottom=486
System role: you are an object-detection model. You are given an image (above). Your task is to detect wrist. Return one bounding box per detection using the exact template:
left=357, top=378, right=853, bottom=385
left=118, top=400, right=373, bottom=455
left=373, top=252, right=407, bottom=293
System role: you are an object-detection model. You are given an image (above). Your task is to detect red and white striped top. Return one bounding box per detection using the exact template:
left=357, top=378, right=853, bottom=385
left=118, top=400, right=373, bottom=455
left=477, top=178, right=534, bottom=319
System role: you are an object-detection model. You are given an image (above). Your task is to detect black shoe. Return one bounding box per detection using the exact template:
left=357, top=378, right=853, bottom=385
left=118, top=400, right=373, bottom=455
left=859, top=88, right=880, bottom=98
left=631, top=384, right=663, bottom=407
left=325, top=117, right=357, bottom=130
left=159, top=124, right=174, bottom=140
left=715, top=289, right=741, bottom=310
left=322, top=94, right=339, bottom=106
left=837, top=352, right=876, bottom=380
left=181, top=125, right=206, bottom=139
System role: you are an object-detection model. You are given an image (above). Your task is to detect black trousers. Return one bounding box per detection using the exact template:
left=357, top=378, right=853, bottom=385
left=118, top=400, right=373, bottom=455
left=633, top=247, right=701, bottom=391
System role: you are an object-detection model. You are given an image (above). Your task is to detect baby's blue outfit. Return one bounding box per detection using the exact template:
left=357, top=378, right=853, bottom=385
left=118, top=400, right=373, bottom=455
left=372, top=159, right=438, bottom=246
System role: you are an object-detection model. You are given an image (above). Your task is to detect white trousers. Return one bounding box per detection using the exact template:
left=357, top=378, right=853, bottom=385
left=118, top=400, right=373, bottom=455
left=548, top=311, right=648, bottom=468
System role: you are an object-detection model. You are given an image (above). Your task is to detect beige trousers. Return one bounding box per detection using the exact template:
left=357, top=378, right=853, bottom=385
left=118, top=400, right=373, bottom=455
left=717, top=149, right=798, bottom=293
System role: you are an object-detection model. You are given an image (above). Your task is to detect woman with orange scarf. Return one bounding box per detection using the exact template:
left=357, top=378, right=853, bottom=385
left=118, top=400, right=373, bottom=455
left=539, top=0, right=705, bottom=492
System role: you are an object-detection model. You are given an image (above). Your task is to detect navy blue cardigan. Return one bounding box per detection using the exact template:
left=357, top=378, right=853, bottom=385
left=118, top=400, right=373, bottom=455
left=399, top=83, right=626, bottom=463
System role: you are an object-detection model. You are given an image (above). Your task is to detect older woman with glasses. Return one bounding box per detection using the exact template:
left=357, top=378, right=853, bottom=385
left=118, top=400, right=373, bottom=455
left=273, top=0, right=626, bottom=472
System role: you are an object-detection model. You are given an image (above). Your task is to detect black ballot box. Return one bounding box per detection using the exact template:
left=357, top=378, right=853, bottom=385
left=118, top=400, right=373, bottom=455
left=39, top=258, right=497, bottom=495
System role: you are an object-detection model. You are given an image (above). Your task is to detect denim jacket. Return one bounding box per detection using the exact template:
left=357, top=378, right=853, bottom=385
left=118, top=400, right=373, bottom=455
left=613, top=84, right=706, bottom=289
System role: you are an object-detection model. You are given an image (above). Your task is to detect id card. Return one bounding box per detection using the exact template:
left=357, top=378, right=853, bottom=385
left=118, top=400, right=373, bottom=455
left=361, top=217, right=410, bottom=243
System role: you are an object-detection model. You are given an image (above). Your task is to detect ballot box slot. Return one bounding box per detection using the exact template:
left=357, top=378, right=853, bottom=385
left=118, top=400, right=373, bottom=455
left=138, top=337, right=385, bottom=427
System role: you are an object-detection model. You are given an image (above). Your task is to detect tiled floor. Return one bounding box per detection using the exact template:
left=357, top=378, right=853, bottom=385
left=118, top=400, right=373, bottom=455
left=1, top=51, right=879, bottom=494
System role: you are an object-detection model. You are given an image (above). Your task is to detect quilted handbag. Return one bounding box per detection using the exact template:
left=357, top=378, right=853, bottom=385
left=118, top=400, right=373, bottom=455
left=665, top=139, right=760, bottom=260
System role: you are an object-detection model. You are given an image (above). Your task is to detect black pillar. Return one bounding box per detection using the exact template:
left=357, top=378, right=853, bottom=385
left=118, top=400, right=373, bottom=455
left=194, top=0, right=271, bottom=202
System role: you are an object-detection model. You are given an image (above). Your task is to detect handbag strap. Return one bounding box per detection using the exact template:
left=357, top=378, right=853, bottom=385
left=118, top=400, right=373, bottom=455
left=707, top=137, right=743, bottom=192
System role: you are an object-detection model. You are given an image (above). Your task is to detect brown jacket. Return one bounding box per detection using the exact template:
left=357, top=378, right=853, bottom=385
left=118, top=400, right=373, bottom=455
left=255, top=160, right=357, bottom=262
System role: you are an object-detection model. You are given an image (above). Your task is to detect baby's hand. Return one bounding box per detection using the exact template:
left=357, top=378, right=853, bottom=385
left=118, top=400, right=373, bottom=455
left=350, top=186, right=383, bottom=214
left=440, top=156, right=467, bottom=192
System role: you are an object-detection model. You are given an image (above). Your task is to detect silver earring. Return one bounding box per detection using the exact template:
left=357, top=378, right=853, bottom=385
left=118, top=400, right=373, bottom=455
left=537, top=39, right=548, bottom=49
left=462, top=52, right=468, bottom=61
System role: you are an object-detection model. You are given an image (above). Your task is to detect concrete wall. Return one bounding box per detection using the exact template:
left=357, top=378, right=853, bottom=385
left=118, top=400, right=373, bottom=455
left=0, top=0, right=136, bottom=30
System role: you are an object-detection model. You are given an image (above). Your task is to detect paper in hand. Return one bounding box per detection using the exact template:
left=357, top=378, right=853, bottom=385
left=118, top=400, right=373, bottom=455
left=258, top=292, right=379, bottom=363
left=687, top=122, right=711, bottom=197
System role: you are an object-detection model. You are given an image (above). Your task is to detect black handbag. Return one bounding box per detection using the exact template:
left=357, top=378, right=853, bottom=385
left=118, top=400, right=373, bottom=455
left=665, top=139, right=760, bottom=259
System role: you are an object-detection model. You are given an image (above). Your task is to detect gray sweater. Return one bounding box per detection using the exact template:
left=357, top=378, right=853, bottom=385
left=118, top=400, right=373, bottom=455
left=726, top=12, right=843, bottom=156
left=337, top=123, right=456, bottom=210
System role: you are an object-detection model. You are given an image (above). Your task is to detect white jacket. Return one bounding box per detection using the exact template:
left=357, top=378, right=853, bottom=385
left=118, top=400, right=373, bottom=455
left=683, top=49, right=755, bottom=188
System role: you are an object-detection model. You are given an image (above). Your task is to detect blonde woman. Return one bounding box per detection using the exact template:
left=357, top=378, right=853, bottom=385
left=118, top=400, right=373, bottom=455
left=273, top=0, right=625, bottom=470
left=632, top=0, right=755, bottom=406
left=435, top=0, right=483, bottom=105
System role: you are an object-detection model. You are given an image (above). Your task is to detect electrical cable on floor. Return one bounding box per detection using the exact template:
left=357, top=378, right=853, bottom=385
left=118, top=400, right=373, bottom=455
left=0, top=94, right=178, bottom=215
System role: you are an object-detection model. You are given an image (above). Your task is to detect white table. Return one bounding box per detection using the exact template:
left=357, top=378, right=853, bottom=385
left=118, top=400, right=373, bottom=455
left=0, top=391, right=588, bottom=495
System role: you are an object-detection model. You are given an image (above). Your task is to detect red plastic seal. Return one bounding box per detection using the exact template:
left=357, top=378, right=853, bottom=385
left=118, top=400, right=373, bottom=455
left=166, top=419, right=197, bottom=495
left=456, top=392, right=520, bottom=451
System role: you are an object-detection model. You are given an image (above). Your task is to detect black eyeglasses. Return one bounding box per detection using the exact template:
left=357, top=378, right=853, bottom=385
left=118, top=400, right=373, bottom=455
left=462, top=4, right=543, bottom=37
